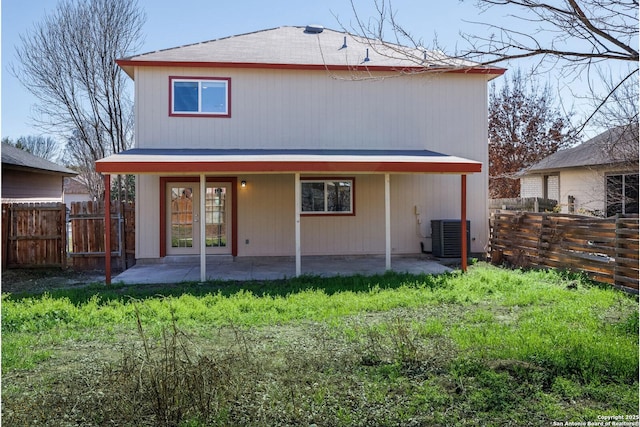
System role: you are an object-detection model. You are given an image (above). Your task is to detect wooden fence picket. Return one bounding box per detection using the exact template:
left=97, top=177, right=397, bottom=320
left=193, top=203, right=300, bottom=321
left=1, top=203, right=66, bottom=268
left=490, top=211, right=639, bottom=293
left=2, top=201, right=135, bottom=271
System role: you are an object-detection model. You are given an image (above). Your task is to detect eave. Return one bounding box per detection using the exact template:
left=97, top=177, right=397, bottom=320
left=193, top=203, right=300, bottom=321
left=96, top=148, right=483, bottom=175
left=116, top=59, right=506, bottom=80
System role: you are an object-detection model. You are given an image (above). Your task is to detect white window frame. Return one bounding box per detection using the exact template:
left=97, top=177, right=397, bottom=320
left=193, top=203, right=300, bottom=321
left=169, top=76, right=231, bottom=117
left=301, top=178, right=354, bottom=215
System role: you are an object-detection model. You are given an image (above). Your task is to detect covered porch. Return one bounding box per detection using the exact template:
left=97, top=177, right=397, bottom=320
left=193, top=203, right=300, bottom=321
left=96, top=148, right=480, bottom=284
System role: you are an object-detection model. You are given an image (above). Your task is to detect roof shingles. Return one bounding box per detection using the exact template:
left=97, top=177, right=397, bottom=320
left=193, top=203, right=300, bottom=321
left=1, top=143, right=76, bottom=176
left=117, top=26, right=503, bottom=78
left=523, top=125, right=639, bottom=173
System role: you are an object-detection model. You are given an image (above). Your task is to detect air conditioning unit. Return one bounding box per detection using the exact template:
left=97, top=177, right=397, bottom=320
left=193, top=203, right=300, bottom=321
left=431, top=220, right=471, bottom=258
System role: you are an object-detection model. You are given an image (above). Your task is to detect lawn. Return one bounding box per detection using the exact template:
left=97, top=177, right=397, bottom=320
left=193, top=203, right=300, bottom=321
left=2, top=263, right=638, bottom=426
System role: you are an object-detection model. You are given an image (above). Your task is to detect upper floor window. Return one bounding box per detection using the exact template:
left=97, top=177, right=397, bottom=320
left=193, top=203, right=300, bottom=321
left=170, top=77, right=231, bottom=117
left=301, top=178, right=354, bottom=215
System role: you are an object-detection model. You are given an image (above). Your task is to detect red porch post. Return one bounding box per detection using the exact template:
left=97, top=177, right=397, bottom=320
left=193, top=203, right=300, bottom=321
left=104, top=174, right=111, bottom=285
left=461, top=174, right=467, bottom=272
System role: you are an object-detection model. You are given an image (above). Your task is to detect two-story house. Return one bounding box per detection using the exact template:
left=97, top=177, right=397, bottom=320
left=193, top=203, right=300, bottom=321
left=97, top=26, right=504, bottom=281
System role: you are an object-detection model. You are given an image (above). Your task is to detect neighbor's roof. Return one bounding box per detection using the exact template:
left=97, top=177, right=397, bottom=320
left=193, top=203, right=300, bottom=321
left=64, top=176, right=91, bottom=194
left=117, top=26, right=505, bottom=79
left=523, top=125, right=639, bottom=174
left=1, top=143, right=77, bottom=176
left=96, top=148, right=482, bottom=175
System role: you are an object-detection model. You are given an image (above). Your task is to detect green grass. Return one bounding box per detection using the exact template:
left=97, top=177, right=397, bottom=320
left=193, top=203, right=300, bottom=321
left=2, top=263, right=638, bottom=426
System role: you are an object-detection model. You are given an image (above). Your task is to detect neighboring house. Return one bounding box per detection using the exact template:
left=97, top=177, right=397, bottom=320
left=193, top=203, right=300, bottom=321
left=63, top=176, right=93, bottom=209
left=1, top=143, right=77, bottom=203
left=519, top=125, right=639, bottom=216
left=96, top=25, right=504, bottom=277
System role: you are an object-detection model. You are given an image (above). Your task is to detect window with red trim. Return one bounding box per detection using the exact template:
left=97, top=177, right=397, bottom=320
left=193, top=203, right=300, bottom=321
left=301, top=179, right=353, bottom=214
left=170, top=77, right=230, bottom=117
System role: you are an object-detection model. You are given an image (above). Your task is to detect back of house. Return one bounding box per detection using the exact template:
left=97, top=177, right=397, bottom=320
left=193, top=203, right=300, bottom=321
left=97, top=26, right=504, bottom=265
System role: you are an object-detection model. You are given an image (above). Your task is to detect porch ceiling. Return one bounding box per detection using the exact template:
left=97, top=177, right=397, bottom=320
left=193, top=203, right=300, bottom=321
left=95, top=148, right=482, bottom=174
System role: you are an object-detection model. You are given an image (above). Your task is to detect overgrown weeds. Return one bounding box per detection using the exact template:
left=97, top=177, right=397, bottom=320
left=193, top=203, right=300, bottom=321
left=105, top=300, right=232, bottom=427
left=2, top=264, right=638, bottom=426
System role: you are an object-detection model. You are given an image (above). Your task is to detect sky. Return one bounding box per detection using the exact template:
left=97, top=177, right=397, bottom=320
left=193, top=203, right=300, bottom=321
left=0, top=0, right=613, bottom=142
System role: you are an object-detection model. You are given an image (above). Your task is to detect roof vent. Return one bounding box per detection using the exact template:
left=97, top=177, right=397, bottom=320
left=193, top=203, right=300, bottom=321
left=304, top=24, right=324, bottom=34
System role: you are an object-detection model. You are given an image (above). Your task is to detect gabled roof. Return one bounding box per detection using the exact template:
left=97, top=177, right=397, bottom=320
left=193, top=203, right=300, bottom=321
left=523, top=125, right=639, bottom=174
left=117, top=25, right=505, bottom=79
left=1, top=143, right=77, bottom=176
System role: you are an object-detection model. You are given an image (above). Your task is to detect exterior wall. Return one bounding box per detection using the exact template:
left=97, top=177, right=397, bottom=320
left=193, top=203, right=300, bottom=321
left=137, top=171, right=488, bottom=260
left=135, top=67, right=488, bottom=156
left=391, top=174, right=488, bottom=254
left=134, top=66, right=491, bottom=259
left=520, top=175, right=543, bottom=198
left=520, top=174, right=559, bottom=204
left=236, top=174, right=295, bottom=256
left=1, top=169, right=64, bottom=202
left=136, top=174, right=161, bottom=259
left=301, top=174, right=385, bottom=255
left=522, top=167, right=636, bottom=215
left=559, top=167, right=610, bottom=215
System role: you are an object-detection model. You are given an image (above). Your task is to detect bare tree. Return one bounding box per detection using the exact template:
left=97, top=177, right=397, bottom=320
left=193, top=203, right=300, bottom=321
left=460, top=0, right=638, bottom=129
left=13, top=0, right=145, bottom=199
left=573, top=65, right=639, bottom=216
left=61, top=129, right=105, bottom=201
left=590, top=65, right=639, bottom=161
left=347, top=0, right=638, bottom=130
left=2, top=135, right=61, bottom=162
left=489, top=69, right=577, bottom=198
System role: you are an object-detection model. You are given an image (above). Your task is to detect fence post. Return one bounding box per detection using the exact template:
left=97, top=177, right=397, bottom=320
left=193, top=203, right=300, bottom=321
left=59, top=203, right=67, bottom=268
left=119, top=202, right=125, bottom=270
left=568, top=195, right=575, bottom=213
left=538, top=213, right=547, bottom=263
left=614, top=214, right=621, bottom=289
left=1, top=204, right=8, bottom=270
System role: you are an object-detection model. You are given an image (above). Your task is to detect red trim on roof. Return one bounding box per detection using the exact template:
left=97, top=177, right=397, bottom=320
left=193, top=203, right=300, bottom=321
left=96, top=160, right=481, bottom=174
left=117, top=59, right=505, bottom=76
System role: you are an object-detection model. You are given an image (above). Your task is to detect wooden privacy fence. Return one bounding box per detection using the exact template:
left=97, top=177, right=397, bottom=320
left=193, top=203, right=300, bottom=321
left=489, top=211, right=639, bottom=293
left=2, top=203, right=67, bottom=269
left=69, top=201, right=135, bottom=270
left=2, top=201, right=135, bottom=271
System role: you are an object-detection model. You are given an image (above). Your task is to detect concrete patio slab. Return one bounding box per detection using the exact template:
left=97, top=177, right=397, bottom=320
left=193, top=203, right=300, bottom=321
left=111, top=255, right=454, bottom=285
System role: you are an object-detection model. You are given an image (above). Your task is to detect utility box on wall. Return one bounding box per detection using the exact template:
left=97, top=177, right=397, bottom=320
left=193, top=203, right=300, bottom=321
left=431, top=220, right=471, bottom=258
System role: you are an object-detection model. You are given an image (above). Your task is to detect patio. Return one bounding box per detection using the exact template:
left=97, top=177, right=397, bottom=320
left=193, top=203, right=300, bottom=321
left=111, top=255, right=455, bottom=285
